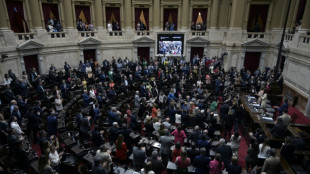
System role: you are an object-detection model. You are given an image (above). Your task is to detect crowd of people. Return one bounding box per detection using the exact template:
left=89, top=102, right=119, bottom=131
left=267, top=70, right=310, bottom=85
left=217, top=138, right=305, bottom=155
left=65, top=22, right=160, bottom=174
left=0, top=53, right=293, bottom=174
left=190, top=22, right=207, bottom=31
left=77, top=18, right=94, bottom=31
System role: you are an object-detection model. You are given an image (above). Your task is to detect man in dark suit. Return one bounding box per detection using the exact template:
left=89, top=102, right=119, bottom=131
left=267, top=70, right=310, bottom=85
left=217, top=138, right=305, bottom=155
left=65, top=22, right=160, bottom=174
left=91, top=125, right=104, bottom=149
left=60, top=80, right=70, bottom=99
left=216, top=138, right=232, bottom=167
left=188, top=126, right=202, bottom=144
left=64, top=62, right=71, bottom=76
left=133, top=143, right=147, bottom=171
left=109, top=122, right=119, bottom=145
left=187, top=142, right=200, bottom=163
left=91, top=156, right=107, bottom=174
left=148, top=151, right=164, bottom=174
left=159, top=130, right=174, bottom=166
left=80, top=115, right=90, bottom=143
left=271, top=117, right=287, bottom=139
left=37, top=81, right=48, bottom=102
left=17, top=95, right=27, bottom=116
left=27, top=109, right=40, bottom=144
left=83, top=90, right=90, bottom=107
left=261, top=148, right=280, bottom=174
left=47, top=110, right=57, bottom=136
left=194, top=148, right=211, bottom=174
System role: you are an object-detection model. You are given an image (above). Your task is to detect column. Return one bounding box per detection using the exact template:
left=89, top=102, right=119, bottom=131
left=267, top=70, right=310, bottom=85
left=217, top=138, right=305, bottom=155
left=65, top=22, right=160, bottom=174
left=0, top=0, right=9, bottom=30
left=124, top=0, right=132, bottom=30
left=181, top=0, right=189, bottom=29
left=153, top=0, right=160, bottom=29
left=210, top=0, right=219, bottom=29
left=229, top=0, right=245, bottom=29
left=29, top=0, right=43, bottom=29
left=301, top=0, right=310, bottom=30
left=95, top=0, right=103, bottom=29
left=63, top=0, right=74, bottom=29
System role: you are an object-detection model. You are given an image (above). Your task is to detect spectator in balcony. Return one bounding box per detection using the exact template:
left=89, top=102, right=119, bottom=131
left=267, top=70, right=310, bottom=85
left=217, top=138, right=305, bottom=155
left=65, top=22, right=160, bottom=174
left=140, top=22, right=146, bottom=31
left=116, top=22, right=121, bottom=31
left=89, top=22, right=94, bottom=31
left=165, top=22, right=170, bottom=31
left=137, top=21, right=141, bottom=31
left=4, top=74, right=12, bottom=85
left=170, top=22, right=175, bottom=31
left=47, top=22, right=57, bottom=32
left=191, top=22, right=196, bottom=30
left=196, top=23, right=202, bottom=31
left=202, top=22, right=207, bottom=31
left=55, top=21, right=63, bottom=32
left=107, top=21, right=112, bottom=31
left=253, top=23, right=261, bottom=32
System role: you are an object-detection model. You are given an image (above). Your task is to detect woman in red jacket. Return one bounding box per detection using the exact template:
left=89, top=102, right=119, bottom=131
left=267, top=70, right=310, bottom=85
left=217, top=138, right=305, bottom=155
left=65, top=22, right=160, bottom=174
left=115, top=134, right=127, bottom=164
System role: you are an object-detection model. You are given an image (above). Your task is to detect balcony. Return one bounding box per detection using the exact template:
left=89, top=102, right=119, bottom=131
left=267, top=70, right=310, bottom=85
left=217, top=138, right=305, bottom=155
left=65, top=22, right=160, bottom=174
left=79, top=31, right=96, bottom=37
left=135, top=30, right=151, bottom=36
left=247, top=32, right=266, bottom=39
left=48, top=32, right=66, bottom=39
left=284, top=33, right=294, bottom=41
left=16, top=33, right=35, bottom=41
left=107, top=31, right=124, bottom=37
left=190, top=30, right=208, bottom=37
left=300, top=34, right=310, bottom=44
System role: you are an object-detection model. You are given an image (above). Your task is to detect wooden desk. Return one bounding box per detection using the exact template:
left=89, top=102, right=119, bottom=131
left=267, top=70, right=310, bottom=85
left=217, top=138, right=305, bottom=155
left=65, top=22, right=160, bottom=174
left=280, top=154, right=295, bottom=174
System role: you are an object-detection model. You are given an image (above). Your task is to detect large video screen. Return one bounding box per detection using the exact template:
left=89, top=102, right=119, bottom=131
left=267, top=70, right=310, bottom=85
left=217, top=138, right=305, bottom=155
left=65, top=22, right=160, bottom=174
left=157, top=34, right=184, bottom=55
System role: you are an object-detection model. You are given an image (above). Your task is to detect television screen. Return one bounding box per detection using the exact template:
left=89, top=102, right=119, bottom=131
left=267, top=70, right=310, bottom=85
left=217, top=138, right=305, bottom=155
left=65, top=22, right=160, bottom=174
left=157, top=34, right=184, bottom=55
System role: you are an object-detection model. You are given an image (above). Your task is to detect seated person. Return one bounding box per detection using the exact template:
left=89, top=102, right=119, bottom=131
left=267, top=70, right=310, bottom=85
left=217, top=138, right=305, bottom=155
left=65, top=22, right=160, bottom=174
left=271, top=117, right=287, bottom=138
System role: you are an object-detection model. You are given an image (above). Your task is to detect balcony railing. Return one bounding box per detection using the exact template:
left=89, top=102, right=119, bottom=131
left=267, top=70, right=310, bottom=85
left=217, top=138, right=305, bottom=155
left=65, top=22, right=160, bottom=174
left=16, top=33, right=35, bottom=41
left=48, top=32, right=66, bottom=39
left=300, top=35, right=310, bottom=44
left=135, top=30, right=151, bottom=36
left=191, top=30, right=208, bottom=36
left=247, top=32, right=266, bottom=39
left=284, top=33, right=294, bottom=41
left=79, top=31, right=96, bottom=37
left=107, top=31, right=124, bottom=36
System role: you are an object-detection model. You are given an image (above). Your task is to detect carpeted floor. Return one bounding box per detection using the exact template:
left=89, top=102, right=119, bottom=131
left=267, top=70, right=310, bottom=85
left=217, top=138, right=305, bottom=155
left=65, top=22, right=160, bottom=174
left=288, top=107, right=310, bottom=125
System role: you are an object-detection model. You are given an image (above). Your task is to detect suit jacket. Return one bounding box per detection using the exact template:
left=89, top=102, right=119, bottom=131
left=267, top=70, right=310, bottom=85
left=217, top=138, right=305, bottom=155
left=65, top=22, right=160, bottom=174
left=261, top=156, right=280, bottom=174
left=216, top=145, right=232, bottom=166
left=47, top=116, right=57, bottom=135
left=80, top=117, right=89, bottom=134
left=91, top=164, right=107, bottom=174
left=194, top=155, right=211, bottom=174
left=133, top=147, right=147, bottom=168
left=278, top=113, right=291, bottom=126
left=271, top=122, right=287, bottom=138
left=148, top=157, right=164, bottom=174
left=159, top=135, right=174, bottom=155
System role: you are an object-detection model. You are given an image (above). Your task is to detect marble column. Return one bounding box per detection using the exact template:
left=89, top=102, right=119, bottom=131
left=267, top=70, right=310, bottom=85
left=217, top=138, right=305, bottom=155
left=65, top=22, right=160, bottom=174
left=301, top=0, right=310, bottom=30
left=0, top=0, right=9, bottom=30
left=210, top=0, right=219, bottom=29
left=181, top=0, right=189, bottom=29
left=124, top=0, right=132, bottom=30
left=63, top=0, right=74, bottom=29
left=29, top=0, right=43, bottom=29
left=153, top=0, right=160, bottom=29
left=229, top=0, right=245, bottom=29
left=95, top=0, right=104, bottom=29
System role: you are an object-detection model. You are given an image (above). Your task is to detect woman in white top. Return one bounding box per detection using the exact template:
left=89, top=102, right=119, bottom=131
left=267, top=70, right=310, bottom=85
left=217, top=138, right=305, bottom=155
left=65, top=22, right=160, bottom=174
left=10, top=117, right=23, bottom=138
left=85, top=64, right=92, bottom=74
left=230, top=132, right=241, bottom=156
left=55, top=95, right=63, bottom=111
left=260, top=89, right=268, bottom=109
left=258, top=139, right=270, bottom=159
left=49, top=145, right=60, bottom=167
left=107, top=22, right=112, bottom=31
left=4, top=74, right=12, bottom=85
left=89, top=86, right=96, bottom=99
left=257, top=88, right=264, bottom=104
left=175, top=113, right=181, bottom=125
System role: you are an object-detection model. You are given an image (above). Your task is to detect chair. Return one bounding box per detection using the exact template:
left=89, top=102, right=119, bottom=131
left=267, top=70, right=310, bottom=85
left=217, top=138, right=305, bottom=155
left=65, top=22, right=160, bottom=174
left=291, top=113, right=298, bottom=124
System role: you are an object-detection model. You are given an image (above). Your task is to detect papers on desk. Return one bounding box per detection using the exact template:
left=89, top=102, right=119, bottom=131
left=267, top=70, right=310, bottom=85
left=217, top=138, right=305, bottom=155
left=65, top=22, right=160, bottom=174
left=166, top=161, right=196, bottom=173
left=152, top=142, right=161, bottom=148
left=250, top=104, right=260, bottom=107
left=262, top=117, right=273, bottom=122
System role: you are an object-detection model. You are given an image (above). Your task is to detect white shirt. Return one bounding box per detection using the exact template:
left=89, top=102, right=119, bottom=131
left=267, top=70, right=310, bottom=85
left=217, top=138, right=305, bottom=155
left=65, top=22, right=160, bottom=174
left=55, top=98, right=63, bottom=111
left=86, top=66, right=92, bottom=74
left=107, top=23, right=112, bottom=31
left=11, top=121, right=22, bottom=135
left=153, top=122, right=161, bottom=131
left=258, top=143, right=270, bottom=159
left=49, top=151, right=60, bottom=166
left=4, top=78, right=12, bottom=85
left=90, top=90, right=96, bottom=98
left=175, top=114, right=181, bottom=124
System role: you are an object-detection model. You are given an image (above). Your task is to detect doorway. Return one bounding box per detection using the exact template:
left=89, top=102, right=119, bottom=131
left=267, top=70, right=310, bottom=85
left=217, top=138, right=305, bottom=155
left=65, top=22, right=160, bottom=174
left=190, top=47, right=204, bottom=63
left=23, top=55, right=39, bottom=74
left=138, top=47, right=150, bottom=62
left=244, top=52, right=261, bottom=74
left=83, top=49, right=96, bottom=62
